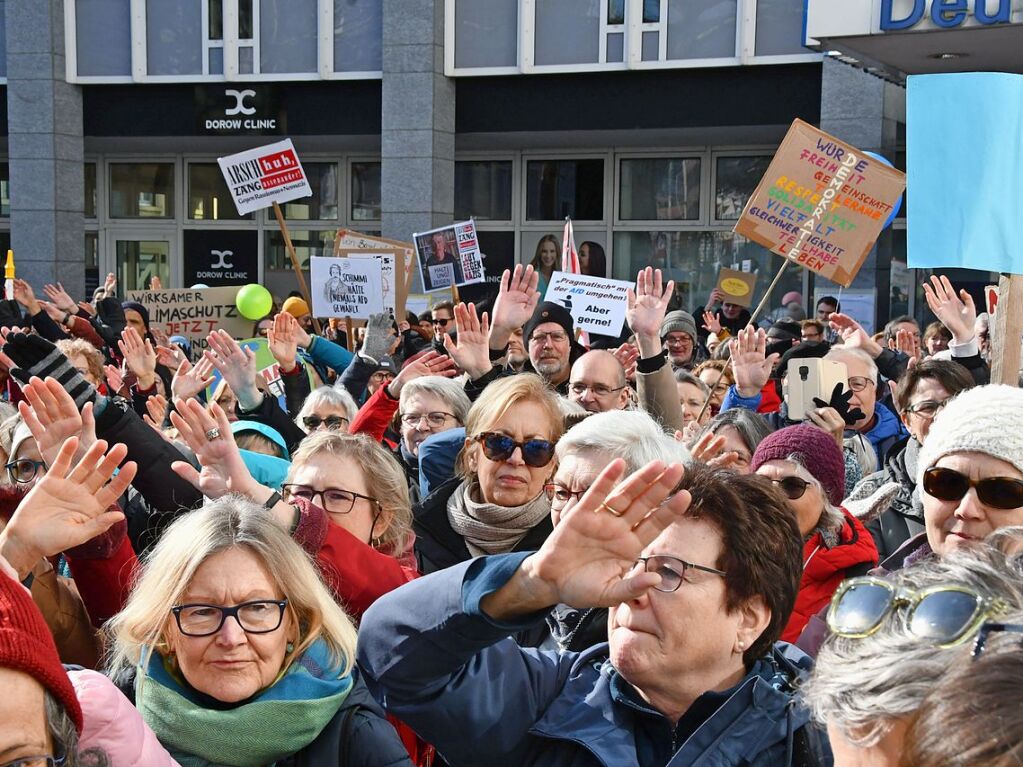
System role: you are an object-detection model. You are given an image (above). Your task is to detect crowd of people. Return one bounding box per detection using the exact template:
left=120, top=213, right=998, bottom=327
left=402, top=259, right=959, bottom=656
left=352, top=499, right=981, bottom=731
left=0, top=262, right=1020, bottom=767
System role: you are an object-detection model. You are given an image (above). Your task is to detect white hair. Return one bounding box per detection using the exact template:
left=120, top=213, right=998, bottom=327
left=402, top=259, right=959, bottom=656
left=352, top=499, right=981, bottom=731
left=298, top=385, right=358, bottom=431
left=825, top=346, right=878, bottom=384
left=399, top=376, right=471, bottom=425
left=556, top=409, right=691, bottom=472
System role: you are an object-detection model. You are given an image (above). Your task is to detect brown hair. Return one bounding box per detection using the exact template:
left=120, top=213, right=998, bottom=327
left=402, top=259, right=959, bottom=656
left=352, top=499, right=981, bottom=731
left=693, top=359, right=735, bottom=388
left=800, top=318, right=825, bottom=336
left=529, top=234, right=561, bottom=276
left=894, top=358, right=975, bottom=414
left=922, top=320, right=952, bottom=347
left=56, top=339, right=105, bottom=385
left=679, top=464, right=802, bottom=667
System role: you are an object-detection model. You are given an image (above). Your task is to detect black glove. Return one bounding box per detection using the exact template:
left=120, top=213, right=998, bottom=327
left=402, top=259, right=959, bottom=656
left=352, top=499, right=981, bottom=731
left=813, top=382, right=865, bottom=427
left=0, top=300, right=24, bottom=330
left=2, top=332, right=98, bottom=409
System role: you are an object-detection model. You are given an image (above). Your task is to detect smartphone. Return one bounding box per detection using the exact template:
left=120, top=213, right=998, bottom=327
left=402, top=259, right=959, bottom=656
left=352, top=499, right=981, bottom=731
left=784, top=358, right=848, bottom=421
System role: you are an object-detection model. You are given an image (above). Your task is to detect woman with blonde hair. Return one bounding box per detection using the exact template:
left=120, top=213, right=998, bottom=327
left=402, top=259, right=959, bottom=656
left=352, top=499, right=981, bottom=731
left=107, top=497, right=411, bottom=765
left=413, top=373, right=563, bottom=573
left=528, top=234, right=560, bottom=295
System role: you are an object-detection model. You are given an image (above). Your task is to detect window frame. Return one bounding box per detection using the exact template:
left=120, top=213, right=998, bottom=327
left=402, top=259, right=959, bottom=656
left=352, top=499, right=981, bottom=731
left=614, top=151, right=708, bottom=226
left=521, top=151, right=611, bottom=226
left=709, top=148, right=775, bottom=225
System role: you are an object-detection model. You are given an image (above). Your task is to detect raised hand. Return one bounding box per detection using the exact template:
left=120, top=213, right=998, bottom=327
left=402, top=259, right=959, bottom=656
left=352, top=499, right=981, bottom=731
left=103, top=272, right=117, bottom=296
left=729, top=326, right=778, bottom=398
left=155, top=343, right=185, bottom=372
left=169, top=398, right=262, bottom=501
left=42, top=283, right=77, bottom=313
left=626, top=267, right=674, bottom=357
left=702, top=310, right=722, bottom=336
left=77, top=301, right=96, bottom=317
left=443, top=302, right=492, bottom=380
left=891, top=327, right=921, bottom=363
left=205, top=330, right=261, bottom=410
left=0, top=438, right=136, bottom=579
left=829, top=313, right=883, bottom=358
left=12, top=279, right=40, bottom=315
left=38, top=301, right=67, bottom=324
left=612, top=342, right=639, bottom=383
left=170, top=356, right=215, bottom=402
left=489, top=265, right=541, bottom=348
left=18, top=376, right=97, bottom=467
left=688, top=430, right=739, bottom=470
left=118, top=326, right=157, bottom=389
left=706, top=287, right=725, bottom=309
left=923, top=274, right=977, bottom=345
left=104, top=364, right=127, bottom=397
left=149, top=275, right=163, bottom=291
left=387, top=350, right=458, bottom=397
left=267, top=312, right=301, bottom=372
left=143, top=393, right=169, bottom=434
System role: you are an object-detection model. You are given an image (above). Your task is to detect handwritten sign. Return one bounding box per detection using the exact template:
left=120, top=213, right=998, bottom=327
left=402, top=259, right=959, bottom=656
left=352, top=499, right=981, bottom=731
left=343, top=249, right=396, bottom=315
left=125, top=287, right=251, bottom=351
left=413, top=220, right=485, bottom=292
left=715, top=268, right=757, bottom=308
left=544, top=271, right=634, bottom=337
left=218, top=139, right=312, bottom=215
left=734, top=118, right=906, bottom=287
left=310, top=256, right=384, bottom=319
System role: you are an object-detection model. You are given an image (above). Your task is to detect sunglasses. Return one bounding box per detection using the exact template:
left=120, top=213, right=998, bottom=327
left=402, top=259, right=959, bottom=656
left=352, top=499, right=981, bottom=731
left=827, top=576, right=1006, bottom=648
left=431, top=318, right=450, bottom=326
left=767, top=475, right=810, bottom=500
left=302, top=415, right=349, bottom=431
left=972, top=621, right=1023, bottom=660
left=923, top=467, right=1023, bottom=510
left=476, top=431, right=556, bottom=468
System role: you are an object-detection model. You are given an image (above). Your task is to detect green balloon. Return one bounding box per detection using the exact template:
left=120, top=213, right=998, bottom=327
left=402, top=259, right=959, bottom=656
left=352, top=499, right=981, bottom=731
left=236, top=283, right=273, bottom=320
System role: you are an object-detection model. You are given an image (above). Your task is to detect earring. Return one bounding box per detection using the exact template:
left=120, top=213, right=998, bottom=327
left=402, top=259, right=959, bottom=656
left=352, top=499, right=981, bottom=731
left=736, top=641, right=745, bottom=652
left=286, top=642, right=294, bottom=654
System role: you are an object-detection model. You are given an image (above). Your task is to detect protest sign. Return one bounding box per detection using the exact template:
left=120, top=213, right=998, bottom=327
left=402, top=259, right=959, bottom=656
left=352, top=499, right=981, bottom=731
left=341, top=249, right=397, bottom=316
left=715, top=268, right=757, bottom=308
left=544, top=271, right=633, bottom=337
left=218, top=139, right=312, bottom=216
left=413, top=220, right=486, bottom=293
left=125, top=287, right=251, bottom=351
left=335, top=230, right=415, bottom=284
left=310, top=256, right=384, bottom=319
left=734, top=118, right=906, bottom=288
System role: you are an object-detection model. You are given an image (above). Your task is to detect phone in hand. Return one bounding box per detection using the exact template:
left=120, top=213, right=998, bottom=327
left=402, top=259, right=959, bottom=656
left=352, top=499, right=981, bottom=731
left=784, top=358, right=848, bottom=421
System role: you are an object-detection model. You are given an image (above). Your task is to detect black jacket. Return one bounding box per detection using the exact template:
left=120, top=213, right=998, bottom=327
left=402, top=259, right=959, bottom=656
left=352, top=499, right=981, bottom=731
left=864, top=436, right=926, bottom=560
left=413, top=477, right=553, bottom=574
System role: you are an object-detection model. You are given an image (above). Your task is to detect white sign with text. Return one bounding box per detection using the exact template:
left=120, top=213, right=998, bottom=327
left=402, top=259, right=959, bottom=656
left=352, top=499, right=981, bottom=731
left=218, top=139, right=312, bottom=215
left=544, top=271, right=634, bottom=337
left=311, top=256, right=384, bottom=319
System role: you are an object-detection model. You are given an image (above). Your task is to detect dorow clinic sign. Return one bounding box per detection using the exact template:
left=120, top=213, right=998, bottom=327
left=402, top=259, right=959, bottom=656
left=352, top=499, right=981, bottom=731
left=218, top=139, right=312, bottom=216
left=734, top=119, right=905, bottom=287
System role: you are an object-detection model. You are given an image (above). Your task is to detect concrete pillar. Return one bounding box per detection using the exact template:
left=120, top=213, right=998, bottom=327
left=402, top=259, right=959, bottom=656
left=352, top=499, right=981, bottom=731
left=6, top=0, right=85, bottom=296
left=380, top=0, right=455, bottom=245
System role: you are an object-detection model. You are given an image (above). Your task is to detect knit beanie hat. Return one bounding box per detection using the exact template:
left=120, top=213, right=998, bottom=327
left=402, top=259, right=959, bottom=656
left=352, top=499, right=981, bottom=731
left=751, top=423, right=846, bottom=506
left=121, top=300, right=150, bottom=329
left=0, top=570, right=83, bottom=733
left=523, top=302, right=575, bottom=343
left=660, top=310, right=698, bottom=343
left=917, top=384, right=1023, bottom=487
left=782, top=291, right=803, bottom=306
left=282, top=296, right=311, bottom=318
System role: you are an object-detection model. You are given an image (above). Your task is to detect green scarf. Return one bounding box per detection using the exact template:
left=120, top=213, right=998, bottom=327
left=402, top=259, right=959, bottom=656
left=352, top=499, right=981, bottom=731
left=138, top=640, right=353, bottom=767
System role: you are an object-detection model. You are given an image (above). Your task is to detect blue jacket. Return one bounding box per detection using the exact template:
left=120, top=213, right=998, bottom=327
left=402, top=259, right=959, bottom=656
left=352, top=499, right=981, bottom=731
left=358, top=554, right=831, bottom=767
left=858, top=401, right=907, bottom=467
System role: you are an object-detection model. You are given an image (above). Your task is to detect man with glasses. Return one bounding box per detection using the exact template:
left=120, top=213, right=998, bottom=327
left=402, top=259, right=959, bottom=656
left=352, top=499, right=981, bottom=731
left=520, top=302, right=580, bottom=393
left=659, top=310, right=702, bottom=371
left=567, top=350, right=630, bottom=413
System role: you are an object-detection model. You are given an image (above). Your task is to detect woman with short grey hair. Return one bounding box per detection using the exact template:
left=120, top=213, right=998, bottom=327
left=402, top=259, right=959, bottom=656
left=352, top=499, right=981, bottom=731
left=295, top=385, right=357, bottom=434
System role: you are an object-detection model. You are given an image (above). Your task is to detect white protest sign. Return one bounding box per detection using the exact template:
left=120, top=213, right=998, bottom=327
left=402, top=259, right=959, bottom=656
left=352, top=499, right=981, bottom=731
left=347, top=251, right=396, bottom=314
left=544, top=272, right=634, bottom=336
left=218, top=139, right=312, bottom=215
left=125, top=287, right=251, bottom=352
left=310, top=256, right=384, bottom=319
left=413, top=220, right=485, bottom=292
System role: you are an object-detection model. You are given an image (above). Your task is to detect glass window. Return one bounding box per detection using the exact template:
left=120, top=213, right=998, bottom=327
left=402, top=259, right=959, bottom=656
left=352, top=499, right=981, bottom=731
left=607, top=32, right=625, bottom=62
left=239, top=0, right=254, bottom=39
left=85, top=163, right=97, bottom=219
left=643, top=0, right=661, bottom=23
left=0, top=162, right=9, bottom=218
left=188, top=164, right=250, bottom=220
left=281, top=163, right=338, bottom=221
left=620, top=158, right=700, bottom=221
left=76, top=0, right=132, bottom=77
left=642, top=31, right=658, bottom=61
left=455, top=161, right=513, bottom=221
left=239, top=46, right=254, bottom=74
left=715, top=156, right=771, bottom=220
left=209, top=47, right=224, bottom=75
left=109, top=164, right=174, bottom=219
left=535, top=0, right=600, bottom=66
left=351, top=162, right=381, bottom=222
left=526, top=159, right=604, bottom=221
left=265, top=229, right=336, bottom=270
left=147, top=0, right=203, bottom=76
left=334, top=0, right=383, bottom=72
left=454, top=0, right=517, bottom=69
left=85, top=232, right=100, bottom=296
left=115, top=239, right=170, bottom=292
left=666, top=0, right=737, bottom=59
left=608, top=0, right=625, bottom=24
left=0, top=0, right=7, bottom=78
left=755, top=0, right=808, bottom=56
left=260, top=0, right=318, bottom=74
left=209, top=0, right=223, bottom=40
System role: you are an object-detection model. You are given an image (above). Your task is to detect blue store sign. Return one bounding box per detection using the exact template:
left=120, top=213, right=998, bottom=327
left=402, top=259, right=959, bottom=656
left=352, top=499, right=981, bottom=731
left=880, top=0, right=1013, bottom=30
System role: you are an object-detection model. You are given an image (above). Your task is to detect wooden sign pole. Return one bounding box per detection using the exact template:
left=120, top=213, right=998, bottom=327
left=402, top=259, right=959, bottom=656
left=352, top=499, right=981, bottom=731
left=272, top=200, right=322, bottom=335
left=991, top=273, right=1023, bottom=386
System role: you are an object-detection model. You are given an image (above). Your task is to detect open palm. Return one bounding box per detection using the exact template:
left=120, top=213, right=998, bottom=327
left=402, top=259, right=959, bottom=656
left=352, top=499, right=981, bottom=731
left=170, top=398, right=257, bottom=500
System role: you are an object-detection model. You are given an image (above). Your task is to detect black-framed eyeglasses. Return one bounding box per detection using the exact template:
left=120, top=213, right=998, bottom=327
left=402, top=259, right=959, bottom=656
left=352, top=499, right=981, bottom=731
left=529, top=331, right=569, bottom=345
left=972, top=621, right=1023, bottom=660
left=664, top=335, right=693, bottom=348
left=634, top=555, right=727, bottom=593
left=282, top=483, right=377, bottom=515
left=767, top=475, right=810, bottom=500
left=569, top=382, right=627, bottom=398
left=5, top=458, right=46, bottom=484
left=0, top=757, right=66, bottom=767
left=904, top=398, right=949, bottom=419
left=171, top=599, right=288, bottom=637
left=923, top=467, right=1023, bottom=510
left=476, top=432, right=556, bottom=468
left=400, top=411, right=455, bottom=428
left=302, top=414, right=349, bottom=431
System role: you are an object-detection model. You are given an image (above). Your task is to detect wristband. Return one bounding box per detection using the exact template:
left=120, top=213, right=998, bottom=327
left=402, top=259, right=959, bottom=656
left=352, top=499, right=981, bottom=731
left=636, top=350, right=668, bottom=375
left=62, top=312, right=72, bottom=325
left=488, top=345, right=509, bottom=362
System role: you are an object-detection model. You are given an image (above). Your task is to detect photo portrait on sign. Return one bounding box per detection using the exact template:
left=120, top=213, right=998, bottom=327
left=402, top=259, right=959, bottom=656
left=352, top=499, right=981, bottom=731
left=415, top=227, right=465, bottom=291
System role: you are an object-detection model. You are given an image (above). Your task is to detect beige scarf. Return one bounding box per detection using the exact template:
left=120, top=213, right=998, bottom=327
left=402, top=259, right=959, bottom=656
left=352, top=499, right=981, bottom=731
left=446, top=479, right=552, bottom=558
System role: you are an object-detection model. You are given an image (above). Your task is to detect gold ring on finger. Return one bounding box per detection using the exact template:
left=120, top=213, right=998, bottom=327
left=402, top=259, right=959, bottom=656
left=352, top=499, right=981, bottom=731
left=600, top=502, right=625, bottom=517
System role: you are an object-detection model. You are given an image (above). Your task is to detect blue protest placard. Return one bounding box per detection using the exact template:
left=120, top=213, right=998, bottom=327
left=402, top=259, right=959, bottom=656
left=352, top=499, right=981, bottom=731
left=907, top=73, right=1023, bottom=273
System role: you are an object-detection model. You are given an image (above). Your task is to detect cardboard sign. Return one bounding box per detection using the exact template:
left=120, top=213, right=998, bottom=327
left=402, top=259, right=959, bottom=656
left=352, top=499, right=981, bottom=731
left=218, top=139, right=312, bottom=215
left=310, top=256, right=384, bottom=319
left=413, top=220, right=486, bottom=293
left=734, top=118, right=906, bottom=288
left=544, top=271, right=633, bottom=337
left=342, top=249, right=397, bottom=316
left=125, top=287, right=251, bottom=351
left=715, top=268, right=757, bottom=308
left=987, top=285, right=999, bottom=316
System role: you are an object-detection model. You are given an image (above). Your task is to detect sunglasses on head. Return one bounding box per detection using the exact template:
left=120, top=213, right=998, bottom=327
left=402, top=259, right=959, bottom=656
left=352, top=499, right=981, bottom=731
left=923, top=467, right=1023, bottom=510
left=476, top=431, right=556, bottom=468
left=972, top=621, right=1023, bottom=660
left=767, top=475, right=810, bottom=500
left=827, top=576, right=1007, bottom=648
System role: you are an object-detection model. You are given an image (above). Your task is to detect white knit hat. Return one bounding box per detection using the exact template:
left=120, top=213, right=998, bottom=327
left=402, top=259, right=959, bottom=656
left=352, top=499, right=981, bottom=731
left=916, top=384, right=1023, bottom=486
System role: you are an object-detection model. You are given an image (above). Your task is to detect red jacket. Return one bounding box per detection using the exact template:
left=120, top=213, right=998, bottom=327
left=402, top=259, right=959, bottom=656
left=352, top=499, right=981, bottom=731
left=781, top=508, right=878, bottom=643
left=757, top=381, right=782, bottom=415
left=349, top=385, right=400, bottom=450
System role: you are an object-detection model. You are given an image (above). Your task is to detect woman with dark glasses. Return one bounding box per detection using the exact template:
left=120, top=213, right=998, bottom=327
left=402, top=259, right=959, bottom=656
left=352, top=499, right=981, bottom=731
left=803, top=543, right=1023, bottom=767
left=751, top=424, right=878, bottom=643
left=412, top=373, right=563, bottom=574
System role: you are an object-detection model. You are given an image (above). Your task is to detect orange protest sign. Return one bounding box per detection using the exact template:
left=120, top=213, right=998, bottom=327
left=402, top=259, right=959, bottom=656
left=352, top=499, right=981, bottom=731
left=715, top=268, right=757, bottom=308
left=734, top=119, right=906, bottom=288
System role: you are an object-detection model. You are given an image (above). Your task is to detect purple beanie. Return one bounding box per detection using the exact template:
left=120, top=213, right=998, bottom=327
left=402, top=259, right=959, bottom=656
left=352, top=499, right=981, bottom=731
left=750, top=424, right=845, bottom=506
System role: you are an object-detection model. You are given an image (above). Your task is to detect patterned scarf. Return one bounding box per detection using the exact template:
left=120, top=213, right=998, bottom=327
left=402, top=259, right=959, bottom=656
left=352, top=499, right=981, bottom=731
left=137, top=640, right=353, bottom=767
left=446, top=479, right=551, bottom=557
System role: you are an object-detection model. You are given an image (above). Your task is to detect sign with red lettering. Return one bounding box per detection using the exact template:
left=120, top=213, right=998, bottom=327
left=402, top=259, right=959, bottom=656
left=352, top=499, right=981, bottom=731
left=734, top=119, right=906, bottom=287
left=217, top=138, right=312, bottom=215
left=125, top=287, right=252, bottom=351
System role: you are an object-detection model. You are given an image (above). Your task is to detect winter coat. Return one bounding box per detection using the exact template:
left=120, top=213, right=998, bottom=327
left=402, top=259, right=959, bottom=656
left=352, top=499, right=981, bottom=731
left=857, top=436, right=926, bottom=560
left=782, top=509, right=878, bottom=643
left=358, top=554, right=832, bottom=767
left=853, top=400, right=907, bottom=470
left=517, top=604, right=610, bottom=654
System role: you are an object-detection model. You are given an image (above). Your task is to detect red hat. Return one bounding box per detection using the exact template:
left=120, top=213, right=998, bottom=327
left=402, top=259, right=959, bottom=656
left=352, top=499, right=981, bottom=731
left=750, top=423, right=846, bottom=506
left=0, top=570, right=83, bottom=733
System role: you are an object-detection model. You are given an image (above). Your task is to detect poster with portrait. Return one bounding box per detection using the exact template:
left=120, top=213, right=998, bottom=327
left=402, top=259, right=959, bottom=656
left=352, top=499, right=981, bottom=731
left=413, top=220, right=486, bottom=292
left=310, top=256, right=384, bottom=319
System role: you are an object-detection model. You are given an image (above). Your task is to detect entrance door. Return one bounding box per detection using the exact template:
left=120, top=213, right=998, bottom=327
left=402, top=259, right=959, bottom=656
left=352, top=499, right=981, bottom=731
left=106, top=231, right=177, bottom=291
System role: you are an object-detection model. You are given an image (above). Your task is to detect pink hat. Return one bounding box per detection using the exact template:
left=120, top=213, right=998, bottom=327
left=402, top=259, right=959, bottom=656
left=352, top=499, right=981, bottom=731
left=782, top=291, right=803, bottom=306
